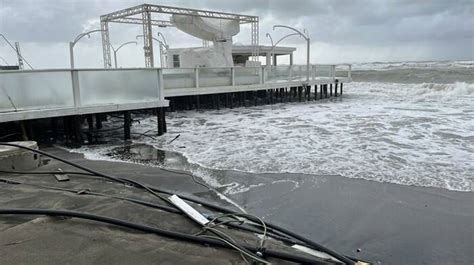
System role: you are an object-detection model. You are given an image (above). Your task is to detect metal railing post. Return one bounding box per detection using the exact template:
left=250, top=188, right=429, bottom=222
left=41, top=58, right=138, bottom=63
left=157, top=69, right=164, bottom=100
left=348, top=64, right=352, bottom=81
left=231, top=67, right=235, bottom=86
left=71, top=70, right=81, bottom=107
left=195, top=68, right=200, bottom=88
left=289, top=65, right=293, bottom=81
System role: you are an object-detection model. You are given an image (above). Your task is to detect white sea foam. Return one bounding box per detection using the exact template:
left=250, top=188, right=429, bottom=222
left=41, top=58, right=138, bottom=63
left=72, top=81, right=474, bottom=193
left=128, top=81, right=473, bottom=192
left=352, top=60, right=474, bottom=71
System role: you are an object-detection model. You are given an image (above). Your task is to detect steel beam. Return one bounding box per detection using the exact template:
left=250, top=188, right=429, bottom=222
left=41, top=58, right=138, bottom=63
left=101, top=4, right=257, bottom=23
left=110, top=17, right=174, bottom=27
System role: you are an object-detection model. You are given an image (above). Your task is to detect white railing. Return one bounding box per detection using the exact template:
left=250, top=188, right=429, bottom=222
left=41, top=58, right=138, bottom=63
left=0, top=68, right=166, bottom=113
left=161, top=64, right=352, bottom=90
left=0, top=64, right=351, bottom=114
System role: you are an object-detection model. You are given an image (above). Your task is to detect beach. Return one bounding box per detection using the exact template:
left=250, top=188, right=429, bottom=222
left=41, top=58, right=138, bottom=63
left=69, top=60, right=474, bottom=264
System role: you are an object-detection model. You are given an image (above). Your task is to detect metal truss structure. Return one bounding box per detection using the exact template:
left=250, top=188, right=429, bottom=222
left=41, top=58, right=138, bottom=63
left=100, top=4, right=259, bottom=68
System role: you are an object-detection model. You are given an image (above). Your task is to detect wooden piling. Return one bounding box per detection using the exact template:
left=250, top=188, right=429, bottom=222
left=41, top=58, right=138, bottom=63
left=341, top=83, right=343, bottom=95
left=335, top=82, right=339, bottom=97
left=330, top=84, right=333, bottom=96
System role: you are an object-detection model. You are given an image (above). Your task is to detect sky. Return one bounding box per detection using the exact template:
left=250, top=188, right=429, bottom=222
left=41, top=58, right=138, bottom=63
left=0, top=0, right=473, bottom=69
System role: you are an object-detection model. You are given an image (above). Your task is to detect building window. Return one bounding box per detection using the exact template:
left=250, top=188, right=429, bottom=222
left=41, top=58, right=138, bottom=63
left=173, top=54, right=180, bottom=68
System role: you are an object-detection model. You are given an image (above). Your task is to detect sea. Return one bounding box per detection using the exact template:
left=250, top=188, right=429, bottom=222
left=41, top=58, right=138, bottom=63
left=73, top=60, right=474, bottom=193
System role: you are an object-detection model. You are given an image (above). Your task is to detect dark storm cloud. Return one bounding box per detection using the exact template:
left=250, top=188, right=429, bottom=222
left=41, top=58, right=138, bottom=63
left=1, top=0, right=472, bottom=61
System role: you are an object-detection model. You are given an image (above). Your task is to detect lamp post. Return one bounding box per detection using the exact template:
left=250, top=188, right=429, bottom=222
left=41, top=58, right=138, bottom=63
left=265, top=33, right=273, bottom=66
left=136, top=35, right=166, bottom=68
left=69, top=29, right=102, bottom=69
left=266, top=32, right=301, bottom=67
left=273, top=25, right=310, bottom=81
left=157, top=32, right=168, bottom=48
left=0, top=33, right=33, bottom=69
left=157, top=32, right=169, bottom=68
left=111, top=41, right=137, bottom=68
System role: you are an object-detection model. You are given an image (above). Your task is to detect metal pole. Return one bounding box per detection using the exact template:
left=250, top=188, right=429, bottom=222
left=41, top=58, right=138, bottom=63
left=112, top=41, right=137, bottom=68
left=70, top=29, right=102, bottom=69
left=159, top=41, right=163, bottom=68
left=273, top=25, right=310, bottom=81
left=267, top=32, right=300, bottom=67
left=306, top=37, right=310, bottom=82
left=114, top=50, right=118, bottom=68
left=69, top=42, right=75, bottom=69
left=265, top=33, right=273, bottom=66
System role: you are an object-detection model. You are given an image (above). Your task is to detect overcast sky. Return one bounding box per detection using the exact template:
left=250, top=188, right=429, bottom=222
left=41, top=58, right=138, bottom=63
left=0, top=0, right=473, bottom=68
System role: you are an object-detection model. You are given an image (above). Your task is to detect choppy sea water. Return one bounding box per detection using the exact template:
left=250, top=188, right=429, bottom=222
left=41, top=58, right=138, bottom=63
left=74, top=61, right=474, bottom=192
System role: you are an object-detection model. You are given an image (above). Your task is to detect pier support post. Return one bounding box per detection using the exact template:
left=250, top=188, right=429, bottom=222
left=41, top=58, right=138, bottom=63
left=86, top=115, right=94, bottom=144
left=51, top=117, right=59, bottom=143
left=73, top=115, right=83, bottom=145
left=341, top=83, right=343, bottom=95
left=330, top=84, right=333, bottom=96
left=157, top=108, right=165, bottom=136
left=124, top=111, right=131, bottom=140
left=335, top=82, right=339, bottom=97
left=95, top=114, right=103, bottom=129
left=196, top=95, right=200, bottom=110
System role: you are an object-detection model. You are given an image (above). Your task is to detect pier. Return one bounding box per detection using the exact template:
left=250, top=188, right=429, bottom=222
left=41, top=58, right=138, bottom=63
left=0, top=64, right=350, bottom=144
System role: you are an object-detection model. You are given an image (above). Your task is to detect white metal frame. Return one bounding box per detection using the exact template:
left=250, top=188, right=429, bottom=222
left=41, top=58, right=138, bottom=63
left=100, top=4, right=260, bottom=68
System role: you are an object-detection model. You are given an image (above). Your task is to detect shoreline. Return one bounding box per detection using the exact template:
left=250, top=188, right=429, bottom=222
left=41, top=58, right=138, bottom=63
left=69, top=142, right=473, bottom=264
left=71, top=142, right=473, bottom=193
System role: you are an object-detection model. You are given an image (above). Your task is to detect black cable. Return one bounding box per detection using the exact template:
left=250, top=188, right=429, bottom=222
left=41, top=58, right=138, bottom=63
left=0, top=142, right=355, bottom=265
left=0, top=208, right=333, bottom=265
left=0, top=170, right=96, bottom=177
left=0, top=178, right=180, bottom=214
left=0, top=177, right=296, bottom=244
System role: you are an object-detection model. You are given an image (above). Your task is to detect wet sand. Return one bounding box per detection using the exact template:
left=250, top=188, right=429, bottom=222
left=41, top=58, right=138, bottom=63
left=105, top=143, right=473, bottom=264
